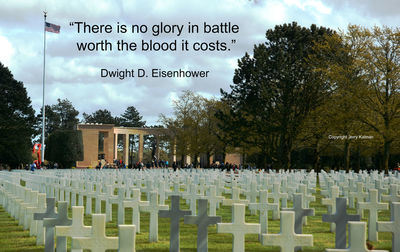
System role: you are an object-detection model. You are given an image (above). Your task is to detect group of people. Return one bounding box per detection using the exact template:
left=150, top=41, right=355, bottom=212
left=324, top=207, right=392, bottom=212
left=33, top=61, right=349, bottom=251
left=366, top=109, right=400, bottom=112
left=96, top=159, right=170, bottom=170
left=25, top=161, right=59, bottom=171
left=210, top=161, right=241, bottom=171
left=94, top=158, right=247, bottom=172
left=133, top=159, right=170, bottom=169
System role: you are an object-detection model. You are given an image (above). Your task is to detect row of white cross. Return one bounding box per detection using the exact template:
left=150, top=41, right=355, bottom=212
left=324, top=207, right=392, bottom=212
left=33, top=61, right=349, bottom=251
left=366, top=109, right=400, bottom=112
left=0, top=168, right=399, bottom=252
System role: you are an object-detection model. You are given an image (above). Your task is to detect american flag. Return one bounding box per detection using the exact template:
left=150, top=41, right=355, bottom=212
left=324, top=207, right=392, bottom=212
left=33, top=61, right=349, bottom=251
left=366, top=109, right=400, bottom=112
left=45, top=22, right=60, bottom=33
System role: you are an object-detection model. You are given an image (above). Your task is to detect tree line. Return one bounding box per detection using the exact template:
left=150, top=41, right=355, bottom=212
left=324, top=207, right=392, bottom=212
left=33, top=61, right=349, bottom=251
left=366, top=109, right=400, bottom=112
left=162, top=23, right=400, bottom=173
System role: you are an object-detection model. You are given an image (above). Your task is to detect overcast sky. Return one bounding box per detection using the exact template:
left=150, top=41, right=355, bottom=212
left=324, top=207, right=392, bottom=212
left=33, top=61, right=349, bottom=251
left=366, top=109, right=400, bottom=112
left=1, top=0, right=399, bottom=125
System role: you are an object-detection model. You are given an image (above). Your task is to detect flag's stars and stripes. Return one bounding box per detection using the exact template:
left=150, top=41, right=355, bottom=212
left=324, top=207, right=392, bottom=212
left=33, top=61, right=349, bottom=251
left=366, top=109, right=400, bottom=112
left=45, top=22, right=60, bottom=33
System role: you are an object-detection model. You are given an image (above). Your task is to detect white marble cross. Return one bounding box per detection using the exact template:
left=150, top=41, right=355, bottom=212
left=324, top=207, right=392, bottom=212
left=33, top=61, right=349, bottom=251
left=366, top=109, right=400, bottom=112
left=222, top=187, right=249, bottom=207
left=217, top=203, right=260, bottom=252
left=262, top=211, right=313, bottom=252
left=248, top=190, right=278, bottom=241
left=322, top=185, right=340, bottom=232
left=185, top=184, right=203, bottom=215
left=70, top=181, right=80, bottom=207
left=93, top=184, right=104, bottom=213
left=142, top=180, right=154, bottom=200
left=25, top=193, right=46, bottom=232
left=108, top=187, right=126, bottom=224
left=56, top=206, right=91, bottom=252
left=374, top=180, right=388, bottom=201
left=205, top=185, right=224, bottom=216
left=71, top=214, right=136, bottom=252
left=269, top=183, right=288, bottom=220
left=297, top=184, right=315, bottom=225
left=198, top=178, right=207, bottom=196
left=85, top=182, right=95, bottom=215
left=326, top=222, right=388, bottom=252
left=18, top=189, right=38, bottom=227
left=382, top=184, right=400, bottom=203
left=377, top=202, right=400, bottom=252
left=350, top=182, right=368, bottom=217
left=157, top=181, right=168, bottom=205
left=96, top=185, right=113, bottom=221
left=123, top=188, right=149, bottom=233
left=245, top=181, right=258, bottom=215
left=140, top=191, right=168, bottom=242
left=168, top=181, right=182, bottom=197
left=358, top=189, right=388, bottom=241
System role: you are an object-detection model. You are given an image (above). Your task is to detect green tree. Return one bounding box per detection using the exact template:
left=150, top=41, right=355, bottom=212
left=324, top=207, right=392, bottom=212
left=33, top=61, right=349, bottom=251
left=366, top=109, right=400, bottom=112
left=352, top=26, right=400, bottom=173
left=36, top=105, right=58, bottom=140
left=303, top=32, right=365, bottom=172
left=160, top=91, right=198, bottom=165
left=36, top=98, right=79, bottom=139
left=120, top=106, right=146, bottom=127
left=296, top=104, right=332, bottom=172
left=83, top=109, right=118, bottom=125
left=53, top=99, right=79, bottom=129
left=119, top=106, right=146, bottom=165
left=0, top=62, right=36, bottom=168
left=45, top=130, right=84, bottom=168
left=220, top=22, right=334, bottom=169
left=199, top=99, right=228, bottom=167
left=316, top=25, right=400, bottom=173
left=161, top=91, right=227, bottom=167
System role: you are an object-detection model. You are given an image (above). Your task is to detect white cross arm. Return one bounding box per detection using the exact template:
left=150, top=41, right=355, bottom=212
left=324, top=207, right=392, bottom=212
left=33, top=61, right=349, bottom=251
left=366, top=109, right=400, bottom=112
left=217, top=223, right=260, bottom=235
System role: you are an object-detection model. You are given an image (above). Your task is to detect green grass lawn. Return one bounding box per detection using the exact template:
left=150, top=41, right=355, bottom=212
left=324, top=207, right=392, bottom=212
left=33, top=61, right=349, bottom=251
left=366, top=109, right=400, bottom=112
left=0, top=183, right=394, bottom=251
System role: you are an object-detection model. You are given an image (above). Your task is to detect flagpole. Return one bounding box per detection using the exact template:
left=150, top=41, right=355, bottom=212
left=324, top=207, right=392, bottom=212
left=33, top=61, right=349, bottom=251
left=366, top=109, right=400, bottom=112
left=41, top=11, right=47, bottom=165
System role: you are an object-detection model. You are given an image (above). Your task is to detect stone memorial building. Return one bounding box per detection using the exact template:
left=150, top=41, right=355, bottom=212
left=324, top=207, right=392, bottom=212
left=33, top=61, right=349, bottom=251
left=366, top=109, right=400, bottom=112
left=76, top=123, right=242, bottom=168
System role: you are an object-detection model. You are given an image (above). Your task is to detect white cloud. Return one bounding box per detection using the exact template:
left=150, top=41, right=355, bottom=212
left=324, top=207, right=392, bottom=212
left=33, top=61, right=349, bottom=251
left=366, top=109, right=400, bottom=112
left=259, top=1, right=287, bottom=24
left=0, top=0, right=398, bottom=125
left=284, top=0, right=331, bottom=14
left=0, top=35, right=14, bottom=67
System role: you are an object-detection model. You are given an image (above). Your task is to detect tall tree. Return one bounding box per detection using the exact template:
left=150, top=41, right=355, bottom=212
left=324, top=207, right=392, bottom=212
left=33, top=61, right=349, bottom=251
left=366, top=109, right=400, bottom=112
left=220, top=22, right=334, bottom=169
left=0, top=62, right=36, bottom=168
left=349, top=26, right=400, bottom=173
left=119, top=106, right=146, bottom=127
left=161, top=91, right=227, bottom=167
left=83, top=109, right=118, bottom=125
left=317, top=25, right=400, bottom=173
left=160, top=91, right=199, bottom=165
left=35, top=105, right=59, bottom=140
left=36, top=98, right=79, bottom=139
left=53, top=99, right=79, bottom=129
left=45, top=130, right=84, bottom=168
left=118, top=106, right=146, bottom=165
left=199, top=99, right=227, bottom=167
left=305, top=32, right=365, bottom=172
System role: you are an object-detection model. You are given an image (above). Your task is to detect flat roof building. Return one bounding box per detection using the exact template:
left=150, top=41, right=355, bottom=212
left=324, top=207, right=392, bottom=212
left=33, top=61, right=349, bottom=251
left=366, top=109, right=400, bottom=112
left=76, top=124, right=170, bottom=168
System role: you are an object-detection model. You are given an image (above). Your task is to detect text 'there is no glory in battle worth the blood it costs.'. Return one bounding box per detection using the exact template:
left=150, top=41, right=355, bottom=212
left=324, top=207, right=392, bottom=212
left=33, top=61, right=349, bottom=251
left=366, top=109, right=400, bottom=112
left=69, top=21, right=240, bottom=52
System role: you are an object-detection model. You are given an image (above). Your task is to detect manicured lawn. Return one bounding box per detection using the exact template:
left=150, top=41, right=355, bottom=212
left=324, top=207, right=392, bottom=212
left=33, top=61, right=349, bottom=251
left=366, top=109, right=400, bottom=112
left=0, top=183, right=393, bottom=251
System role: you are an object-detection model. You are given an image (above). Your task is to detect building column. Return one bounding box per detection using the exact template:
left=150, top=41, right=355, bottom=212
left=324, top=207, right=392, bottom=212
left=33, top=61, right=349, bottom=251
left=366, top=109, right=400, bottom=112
left=172, top=137, right=176, bottom=162
left=155, top=135, right=160, bottom=160
left=124, top=134, right=129, bottom=165
left=114, top=133, right=118, bottom=160
left=185, top=155, right=191, bottom=165
left=139, top=134, right=144, bottom=162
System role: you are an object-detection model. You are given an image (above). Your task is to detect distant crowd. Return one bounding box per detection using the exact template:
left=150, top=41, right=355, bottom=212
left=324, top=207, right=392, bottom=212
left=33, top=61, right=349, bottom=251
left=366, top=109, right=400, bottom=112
left=96, top=159, right=170, bottom=170
left=95, top=158, right=253, bottom=172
